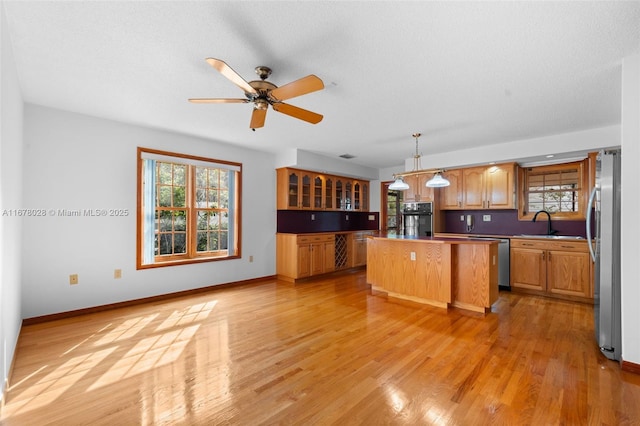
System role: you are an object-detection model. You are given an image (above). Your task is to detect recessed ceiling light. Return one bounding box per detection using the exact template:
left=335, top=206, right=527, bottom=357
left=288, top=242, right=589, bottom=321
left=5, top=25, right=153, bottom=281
left=546, top=154, right=555, bottom=158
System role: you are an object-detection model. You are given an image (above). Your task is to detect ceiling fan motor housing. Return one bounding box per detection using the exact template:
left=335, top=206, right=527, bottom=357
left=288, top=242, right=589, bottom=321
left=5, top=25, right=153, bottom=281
left=246, top=80, right=277, bottom=102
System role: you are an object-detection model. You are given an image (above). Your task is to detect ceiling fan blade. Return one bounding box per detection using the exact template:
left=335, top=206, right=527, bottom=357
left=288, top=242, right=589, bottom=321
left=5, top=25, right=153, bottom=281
left=205, top=58, right=257, bottom=95
left=270, top=75, right=324, bottom=101
left=250, top=108, right=267, bottom=129
left=188, top=98, right=248, bottom=103
left=272, top=102, right=323, bottom=124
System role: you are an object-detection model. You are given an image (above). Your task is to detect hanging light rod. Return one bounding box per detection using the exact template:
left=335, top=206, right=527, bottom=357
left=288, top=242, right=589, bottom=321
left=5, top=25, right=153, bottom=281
left=389, top=132, right=450, bottom=189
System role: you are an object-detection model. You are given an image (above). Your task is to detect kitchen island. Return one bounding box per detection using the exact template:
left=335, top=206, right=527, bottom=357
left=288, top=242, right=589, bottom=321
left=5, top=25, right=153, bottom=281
left=367, top=234, right=500, bottom=313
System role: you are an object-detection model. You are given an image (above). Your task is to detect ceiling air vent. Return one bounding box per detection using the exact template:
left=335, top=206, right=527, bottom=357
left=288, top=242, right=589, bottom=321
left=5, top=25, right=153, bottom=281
left=339, top=154, right=355, bottom=159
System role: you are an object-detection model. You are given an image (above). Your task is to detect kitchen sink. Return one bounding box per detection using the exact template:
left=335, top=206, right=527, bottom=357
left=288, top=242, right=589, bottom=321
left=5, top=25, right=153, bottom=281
left=517, top=234, right=585, bottom=240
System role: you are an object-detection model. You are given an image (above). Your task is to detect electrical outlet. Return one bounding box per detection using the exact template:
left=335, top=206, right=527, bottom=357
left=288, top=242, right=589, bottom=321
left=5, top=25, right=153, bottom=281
left=69, top=274, right=78, bottom=285
left=311, top=214, right=315, bottom=220
left=114, top=269, right=122, bottom=279
left=483, top=214, right=491, bottom=222
left=410, top=251, right=416, bottom=261
left=460, top=215, right=465, bottom=222
left=249, top=255, right=254, bottom=263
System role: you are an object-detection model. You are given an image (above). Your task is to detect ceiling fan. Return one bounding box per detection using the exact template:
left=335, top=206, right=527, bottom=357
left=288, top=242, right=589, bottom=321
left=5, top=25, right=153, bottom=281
left=189, top=58, right=324, bottom=130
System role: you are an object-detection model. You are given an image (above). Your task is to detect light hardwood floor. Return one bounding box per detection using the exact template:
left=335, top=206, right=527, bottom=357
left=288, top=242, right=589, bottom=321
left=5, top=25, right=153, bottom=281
left=2, top=270, right=639, bottom=425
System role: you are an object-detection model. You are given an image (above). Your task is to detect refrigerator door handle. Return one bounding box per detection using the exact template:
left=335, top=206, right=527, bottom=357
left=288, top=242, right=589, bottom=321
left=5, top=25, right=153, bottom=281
left=586, top=185, right=597, bottom=262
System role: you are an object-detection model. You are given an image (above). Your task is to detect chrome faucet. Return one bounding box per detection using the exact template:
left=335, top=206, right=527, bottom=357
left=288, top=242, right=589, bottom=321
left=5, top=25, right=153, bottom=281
left=532, top=210, right=556, bottom=235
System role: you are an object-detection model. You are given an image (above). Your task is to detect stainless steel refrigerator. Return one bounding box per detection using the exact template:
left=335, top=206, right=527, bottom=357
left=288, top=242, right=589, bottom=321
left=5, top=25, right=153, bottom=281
left=587, top=149, right=621, bottom=361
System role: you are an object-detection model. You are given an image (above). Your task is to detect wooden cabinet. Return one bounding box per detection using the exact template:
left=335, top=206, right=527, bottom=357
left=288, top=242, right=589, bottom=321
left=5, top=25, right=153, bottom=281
left=439, top=163, right=516, bottom=210
left=277, top=168, right=314, bottom=210
left=462, top=167, right=486, bottom=209
left=276, top=233, right=335, bottom=281
left=485, top=163, right=516, bottom=209
left=403, top=174, right=435, bottom=203
left=510, top=238, right=593, bottom=301
left=277, top=168, right=369, bottom=211
left=439, top=169, right=463, bottom=209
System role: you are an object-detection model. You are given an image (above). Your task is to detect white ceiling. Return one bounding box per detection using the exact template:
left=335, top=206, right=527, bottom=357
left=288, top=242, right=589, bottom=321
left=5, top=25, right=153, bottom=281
left=3, top=1, right=639, bottom=169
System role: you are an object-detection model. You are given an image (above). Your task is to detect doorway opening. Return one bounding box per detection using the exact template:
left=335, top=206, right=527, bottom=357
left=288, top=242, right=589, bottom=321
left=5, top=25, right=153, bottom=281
left=380, top=181, right=403, bottom=235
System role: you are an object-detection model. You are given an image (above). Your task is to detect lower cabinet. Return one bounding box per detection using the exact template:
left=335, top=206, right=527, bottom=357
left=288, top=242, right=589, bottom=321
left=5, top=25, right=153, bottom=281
left=279, top=232, right=371, bottom=282
left=510, top=239, right=593, bottom=301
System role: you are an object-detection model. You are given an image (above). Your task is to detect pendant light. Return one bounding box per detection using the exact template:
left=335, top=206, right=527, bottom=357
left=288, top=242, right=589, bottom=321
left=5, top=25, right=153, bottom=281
left=389, top=176, right=410, bottom=190
left=389, top=132, right=450, bottom=189
left=426, top=171, right=450, bottom=188
left=389, top=133, right=422, bottom=191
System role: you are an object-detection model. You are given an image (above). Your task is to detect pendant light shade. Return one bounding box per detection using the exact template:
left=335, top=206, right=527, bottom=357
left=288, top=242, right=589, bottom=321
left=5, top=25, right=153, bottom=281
left=426, top=172, right=450, bottom=188
left=389, top=176, right=410, bottom=190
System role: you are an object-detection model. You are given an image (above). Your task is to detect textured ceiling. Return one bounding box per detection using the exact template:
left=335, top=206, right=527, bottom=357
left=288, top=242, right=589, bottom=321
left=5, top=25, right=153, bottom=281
left=4, top=1, right=640, bottom=169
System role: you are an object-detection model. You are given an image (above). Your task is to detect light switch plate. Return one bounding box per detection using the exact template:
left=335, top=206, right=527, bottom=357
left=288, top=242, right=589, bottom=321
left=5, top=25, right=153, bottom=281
left=483, top=214, right=491, bottom=222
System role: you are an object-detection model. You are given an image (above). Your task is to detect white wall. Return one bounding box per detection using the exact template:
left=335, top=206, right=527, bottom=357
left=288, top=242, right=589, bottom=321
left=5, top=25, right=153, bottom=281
left=621, top=53, right=640, bottom=366
left=21, top=105, right=277, bottom=319
left=276, top=149, right=380, bottom=180
left=415, top=125, right=620, bottom=170
left=0, top=2, right=24, bottom=399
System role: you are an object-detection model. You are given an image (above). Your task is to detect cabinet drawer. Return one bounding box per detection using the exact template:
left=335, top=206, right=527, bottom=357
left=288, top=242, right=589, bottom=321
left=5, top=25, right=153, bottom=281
left=511, top=238, right=589, bottom=253
left=544, top=240, right=589, bottom=253
left=510, top=239, right=548, bottom=250
left=297, top=234, right=334, bottom=244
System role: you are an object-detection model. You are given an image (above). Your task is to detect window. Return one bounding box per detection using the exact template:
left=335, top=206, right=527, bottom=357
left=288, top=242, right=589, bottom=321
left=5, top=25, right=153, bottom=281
left=518, top=159, right=589, bottom=221
left=137, top=148, right=241, bottom=268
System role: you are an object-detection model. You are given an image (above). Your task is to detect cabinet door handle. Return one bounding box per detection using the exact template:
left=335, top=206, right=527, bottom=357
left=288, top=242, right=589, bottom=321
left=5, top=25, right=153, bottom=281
left=458, top=200, right=462, bottom=207
left=522, top=243, right=534, bottom=246
left=561, top=245, right=575, bottom=249
left=541, top=252, right=545, bottom=261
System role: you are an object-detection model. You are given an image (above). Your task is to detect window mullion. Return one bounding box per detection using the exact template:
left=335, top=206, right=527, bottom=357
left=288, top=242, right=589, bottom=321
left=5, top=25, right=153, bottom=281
left=187, top=165, right=195, bottom=258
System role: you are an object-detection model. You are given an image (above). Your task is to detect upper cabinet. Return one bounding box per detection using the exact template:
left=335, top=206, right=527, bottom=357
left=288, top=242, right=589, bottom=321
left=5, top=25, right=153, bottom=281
left=277, top=168, right=369, bottom=211
left=439, top=163, right=516, bottom=210
left=403, top=174, right=435, bottom=203
left=439, top=169, right=463, bottom=209
left=278, top=169, right=314, bottom=209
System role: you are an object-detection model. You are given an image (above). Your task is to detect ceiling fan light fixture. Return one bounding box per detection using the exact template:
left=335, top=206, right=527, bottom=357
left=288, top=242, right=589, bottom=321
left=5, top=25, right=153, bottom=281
left=426, top=172, right=450, bottom=188
left=389, top=176, right=410, bottom=191
left=254, top=99, right=269, bottom=110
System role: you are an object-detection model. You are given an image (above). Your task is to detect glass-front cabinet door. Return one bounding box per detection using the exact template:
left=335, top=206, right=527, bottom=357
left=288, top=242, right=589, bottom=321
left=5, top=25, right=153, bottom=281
left=335, top=180, right=343, bottom=210
left=313, top=175, right=324, bottom=209
left=300, top=173, right=312, bottom=209
left=362, top=182, right=369, bottom=211
left=287, top=171, right=299, bottom=208
left=353, top=182, right=361, bottom=210
left=277, top=168, right=369, bottom=211
left=325, top=178, right=334, bottom=210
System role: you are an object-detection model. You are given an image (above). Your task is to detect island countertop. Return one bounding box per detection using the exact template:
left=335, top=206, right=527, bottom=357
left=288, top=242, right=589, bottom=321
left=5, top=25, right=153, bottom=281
left=368, top=232, right=502, bottom=243
left=366, top=233, right=499, bottom=313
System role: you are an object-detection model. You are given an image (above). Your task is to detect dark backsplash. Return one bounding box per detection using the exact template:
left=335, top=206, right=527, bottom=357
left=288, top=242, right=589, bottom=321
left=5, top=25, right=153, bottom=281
left=277, top=208, right=590, bottom=237
left=442, top=209, right=591, bottom=237
left=277, top=210, right=379, bottom=233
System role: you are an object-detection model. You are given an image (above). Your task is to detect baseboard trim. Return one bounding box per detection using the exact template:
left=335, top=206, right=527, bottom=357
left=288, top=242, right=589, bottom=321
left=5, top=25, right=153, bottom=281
left=621, top=359, right=640, bottom=375
left=22, top=275, right=276, bottom=326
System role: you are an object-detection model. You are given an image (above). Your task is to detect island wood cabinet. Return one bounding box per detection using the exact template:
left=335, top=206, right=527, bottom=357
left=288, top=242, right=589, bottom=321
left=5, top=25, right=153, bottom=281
left=510, top=238, right=593, bottom=301
left=277, top=168, right=369, bottom=211
left=439, top=163, right=516, bottom=210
